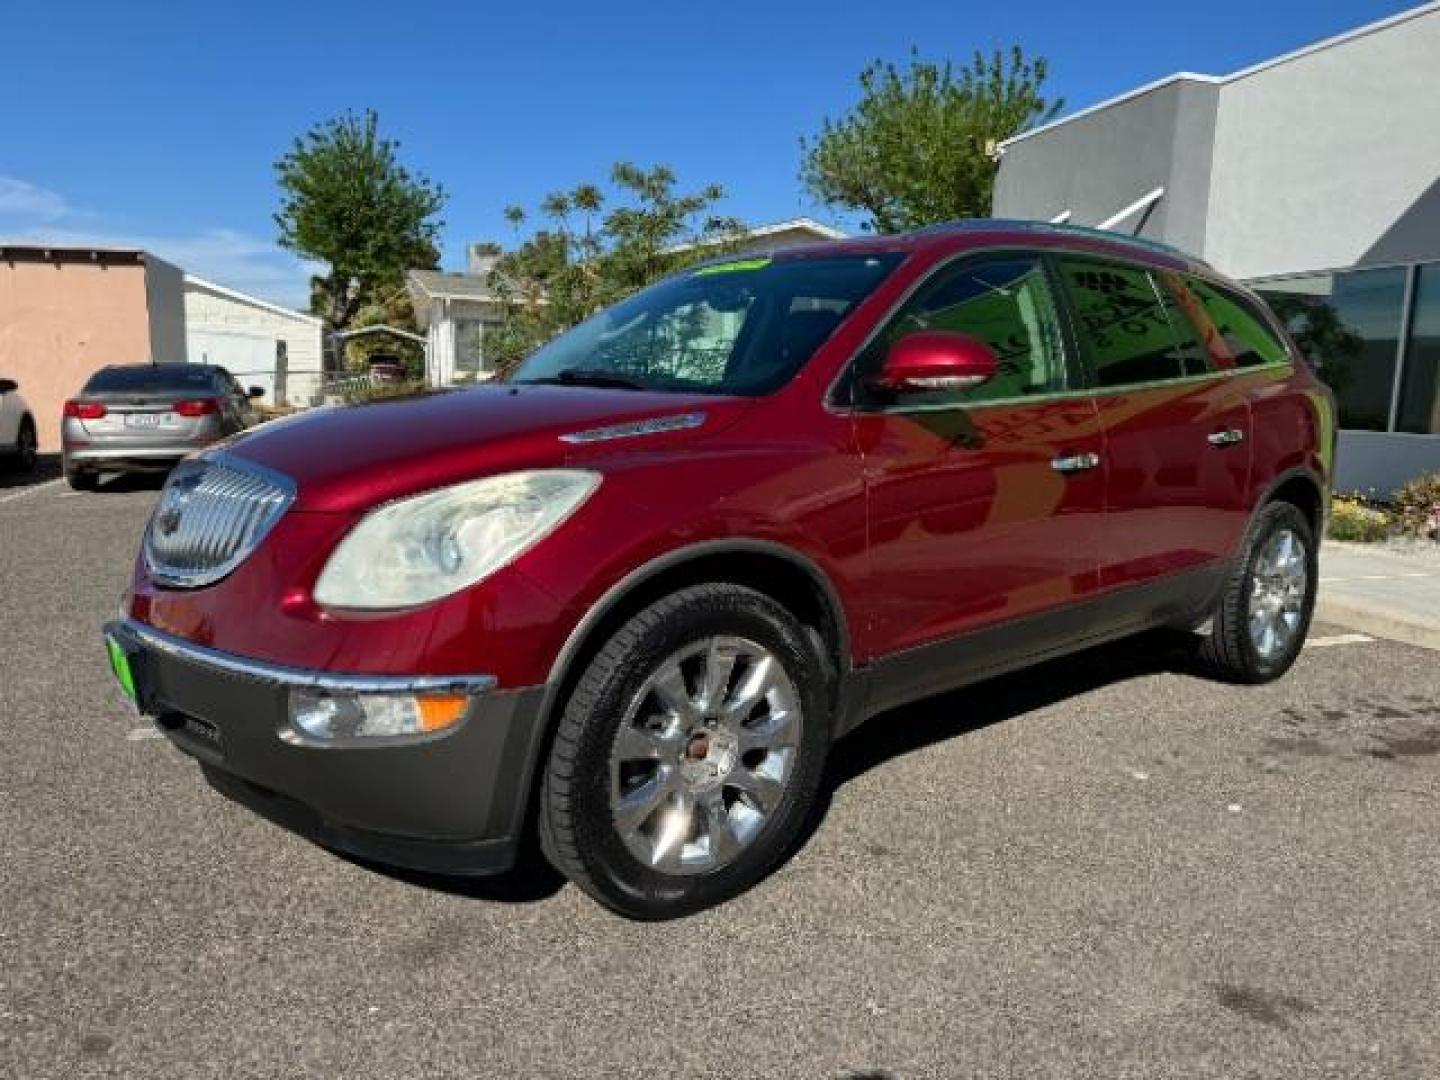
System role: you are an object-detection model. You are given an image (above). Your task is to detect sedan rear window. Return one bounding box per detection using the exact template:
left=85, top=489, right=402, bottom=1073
left=84, top=366, right=217, bottom=392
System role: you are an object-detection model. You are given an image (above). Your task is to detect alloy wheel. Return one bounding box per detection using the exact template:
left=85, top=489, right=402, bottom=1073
left=608, top=635, right=803, bottom=875
left=1248, top=527, right=1308, bottom=659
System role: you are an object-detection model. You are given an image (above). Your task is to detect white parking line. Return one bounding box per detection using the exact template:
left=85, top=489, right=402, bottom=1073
left=125, top=726, right=165, bottom=741
left=1306, top=633, right=1375, bottom=648
left=0, top=478, right=63, bottom=505
left=1321, top=573, right=1436, bottom=582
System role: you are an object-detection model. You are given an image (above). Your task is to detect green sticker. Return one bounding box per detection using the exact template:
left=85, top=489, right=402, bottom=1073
left=693, top=257, right=771, bottom=277
left=107, top=637, right=136, bottom=701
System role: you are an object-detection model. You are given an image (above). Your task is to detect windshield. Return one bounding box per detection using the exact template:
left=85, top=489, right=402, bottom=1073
left=84, top=366, right=219, bottom=393
left=509, top=254, right=905, bottom=396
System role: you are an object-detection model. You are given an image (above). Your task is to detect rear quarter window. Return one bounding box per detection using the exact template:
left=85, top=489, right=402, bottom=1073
left=1185, top=278, right=1291, bottom=369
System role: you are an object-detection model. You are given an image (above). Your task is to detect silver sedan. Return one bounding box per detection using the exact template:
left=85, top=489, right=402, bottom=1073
left=62, top=363, right=263, bottom=490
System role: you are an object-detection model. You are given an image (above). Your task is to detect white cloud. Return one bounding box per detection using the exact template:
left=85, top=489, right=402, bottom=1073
left=0, top=177, right=75, bottom=220
left=0, top=176, right=318, bottom=310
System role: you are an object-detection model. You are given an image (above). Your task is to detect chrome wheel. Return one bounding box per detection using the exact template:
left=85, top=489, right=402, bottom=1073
left=1248, top=528, right=1308, bottom=659
left=609, top=635, right=802, bottom=875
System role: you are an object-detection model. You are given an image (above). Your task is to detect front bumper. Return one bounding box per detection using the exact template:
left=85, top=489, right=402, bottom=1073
left=103, top=618, right=549, bottom=876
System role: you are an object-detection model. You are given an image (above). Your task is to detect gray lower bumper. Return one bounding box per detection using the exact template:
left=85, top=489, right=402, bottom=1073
left=104, top=619, right=550, bottom=876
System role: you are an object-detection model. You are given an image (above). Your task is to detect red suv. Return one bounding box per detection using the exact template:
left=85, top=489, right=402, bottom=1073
left=104, top=222, right=1334, bottom=919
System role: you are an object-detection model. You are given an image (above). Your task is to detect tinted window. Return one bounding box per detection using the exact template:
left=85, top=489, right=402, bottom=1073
left=1254, top=268, right=1406, bottom=431
left=1185, top=277, right=1290, bottom=369
left=1398, top=263, right=1440, bottom=435
left=1058, top=259, right=1194, bottom=387
left=83, top=365, right=219, bottom=393
left=510, top=255, right=904, bottom=396
left=853, top=255, right=1069, bottom=407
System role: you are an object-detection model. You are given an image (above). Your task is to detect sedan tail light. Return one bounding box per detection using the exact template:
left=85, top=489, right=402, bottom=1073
left=64, top=399, right=108, bottom=420
left=174, top=398, right=221, bottom=417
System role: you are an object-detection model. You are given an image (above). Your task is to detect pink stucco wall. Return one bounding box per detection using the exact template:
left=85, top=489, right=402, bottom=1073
left=0, top=259, right=153, bottom=451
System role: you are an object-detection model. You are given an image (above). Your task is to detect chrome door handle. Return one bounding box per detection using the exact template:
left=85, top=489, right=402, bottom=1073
left=1051, top=451, right=1101, bottom=473
left=1207, top=429, right=1245, bottom=446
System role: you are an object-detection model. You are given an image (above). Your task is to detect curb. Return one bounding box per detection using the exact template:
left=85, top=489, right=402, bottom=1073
left=1314, top=594, right=1440, bottom=652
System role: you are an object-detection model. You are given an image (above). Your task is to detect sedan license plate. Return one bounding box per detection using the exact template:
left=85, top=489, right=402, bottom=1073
left=125, top=412, right=165, bottom=428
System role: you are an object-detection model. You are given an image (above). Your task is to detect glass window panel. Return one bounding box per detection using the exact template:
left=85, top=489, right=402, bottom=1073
left=1057, top=259, right=1190, bottom=386
left=1183, top=276, right=1289, bottom=369
left=853, top=255, right=1069, bottom=408
left=1254, top=267, right=1407, bottom=431
left=1398, top=264, right=1440, bottom=435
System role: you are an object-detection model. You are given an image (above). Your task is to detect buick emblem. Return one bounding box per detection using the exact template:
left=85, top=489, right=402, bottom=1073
left=156, top=506, right=184, bottom=537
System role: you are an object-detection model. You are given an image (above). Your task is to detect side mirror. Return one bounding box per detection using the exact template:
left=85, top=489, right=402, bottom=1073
left=870, top=331, right=999, bottom=395
left=0, top=378, right=17, bottom=394
left=247, top=386, right=265, bottom=399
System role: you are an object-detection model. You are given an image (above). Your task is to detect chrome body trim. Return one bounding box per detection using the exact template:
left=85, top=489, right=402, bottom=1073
left=114, top=618, right=497, bottom=696
left=559, top=411, right=707, bottom=444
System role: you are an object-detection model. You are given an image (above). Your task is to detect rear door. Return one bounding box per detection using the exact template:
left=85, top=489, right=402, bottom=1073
left=850, top=251, right=1105, bottom=672
left=1054, top=256, right=1252, bottom=592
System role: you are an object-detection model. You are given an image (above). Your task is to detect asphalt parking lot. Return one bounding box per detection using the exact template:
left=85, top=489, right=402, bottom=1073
left=2, top=471, right=1437, bottom=1079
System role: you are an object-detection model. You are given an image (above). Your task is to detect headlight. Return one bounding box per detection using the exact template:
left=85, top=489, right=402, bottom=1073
left=313, top=470, right=601, bottom=610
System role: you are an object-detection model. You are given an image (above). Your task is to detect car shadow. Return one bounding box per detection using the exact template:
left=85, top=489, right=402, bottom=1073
left=92, top=471, right=170, bottom=494
left=0, top=452, right=61, bottom=489
left=784, top=628, right=1200, bottom=868
left=360, top=629, right=1201, bottom=908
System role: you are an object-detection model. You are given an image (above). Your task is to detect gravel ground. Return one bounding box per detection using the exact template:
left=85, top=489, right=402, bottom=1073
left=2, top=473, right=1437, bottom=1079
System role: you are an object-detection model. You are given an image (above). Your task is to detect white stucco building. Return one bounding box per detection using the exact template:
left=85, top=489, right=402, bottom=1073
left=184, top=275, right=325, bottom=407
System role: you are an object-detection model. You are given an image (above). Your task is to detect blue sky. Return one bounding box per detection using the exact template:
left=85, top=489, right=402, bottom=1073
left=0, top=0, right=1416, bottom=307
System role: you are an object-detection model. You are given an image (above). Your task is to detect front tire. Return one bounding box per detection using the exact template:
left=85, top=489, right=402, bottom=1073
left=1198, top=501, right=1317, bottom=683
left=540, top=584, right=832, bottom=919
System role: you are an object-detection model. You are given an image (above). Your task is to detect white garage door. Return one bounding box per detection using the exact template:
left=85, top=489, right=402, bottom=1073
left=188, top=331, right=276, bottom=401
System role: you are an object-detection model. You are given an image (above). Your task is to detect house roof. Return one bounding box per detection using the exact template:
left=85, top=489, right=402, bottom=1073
left=407, top=268, right=501, bottom=303
left=999, top=0, right=1440, bottom=151
left=184, top=274, right=322, bottom=325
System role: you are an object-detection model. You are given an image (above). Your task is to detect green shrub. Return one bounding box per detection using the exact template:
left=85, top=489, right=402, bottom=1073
left=1392, top=470, right=1440, bottom=541
left=341, top=379, right=428, bottom=405
left=1328, top=494, right=1391, bottom=543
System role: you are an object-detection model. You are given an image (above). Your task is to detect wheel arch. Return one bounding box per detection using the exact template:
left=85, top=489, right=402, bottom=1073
left=544, top=539, right=853, bottom=696
left=1259, top=467, right=1327, bottom=538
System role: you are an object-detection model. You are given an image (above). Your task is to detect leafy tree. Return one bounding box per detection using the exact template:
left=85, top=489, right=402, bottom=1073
left=801, top=48, right=1062, bottom=233
left=274, top=109, right=446, bottom=334
left=485, top=163, right=742, bottom=372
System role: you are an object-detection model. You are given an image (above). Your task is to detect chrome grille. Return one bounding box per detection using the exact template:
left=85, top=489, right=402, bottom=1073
left=144, top=454, right=296, bottom=588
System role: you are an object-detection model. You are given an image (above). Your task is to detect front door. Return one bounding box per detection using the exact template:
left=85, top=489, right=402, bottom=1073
left=848, top=252, right=1106, bottom=675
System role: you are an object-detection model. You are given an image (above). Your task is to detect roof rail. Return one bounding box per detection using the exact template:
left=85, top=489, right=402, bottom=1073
left=911, top=217, right=1204, bottom=265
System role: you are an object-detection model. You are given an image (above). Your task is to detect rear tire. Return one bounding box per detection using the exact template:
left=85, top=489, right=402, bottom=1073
left=65, top=469, right=99, bottom=492
left=1198, top=501, right=1317, bottom=683
left=11, top=418, right=37, bottom=473
left=540, top=583, right=832, bottom=919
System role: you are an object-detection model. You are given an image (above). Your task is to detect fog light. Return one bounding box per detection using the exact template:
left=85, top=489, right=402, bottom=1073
left=285, top=689, right=469, bottom=742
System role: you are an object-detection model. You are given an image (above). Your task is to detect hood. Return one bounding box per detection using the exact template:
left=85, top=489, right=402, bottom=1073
left=222, top=384, right=753, bottom=512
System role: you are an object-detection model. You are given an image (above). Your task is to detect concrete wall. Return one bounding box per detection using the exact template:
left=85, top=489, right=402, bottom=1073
left=994, top=6, right=1440, bottom=280
left=1206, top=9, right=1440, bottom=278
left=993, top=78, right=1220, bottom=257
left=1336, top=430, right=1440, bottom=496
left=144, top=256, right=187, bottom=363
left=0, top=258, right=152, bottom=451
